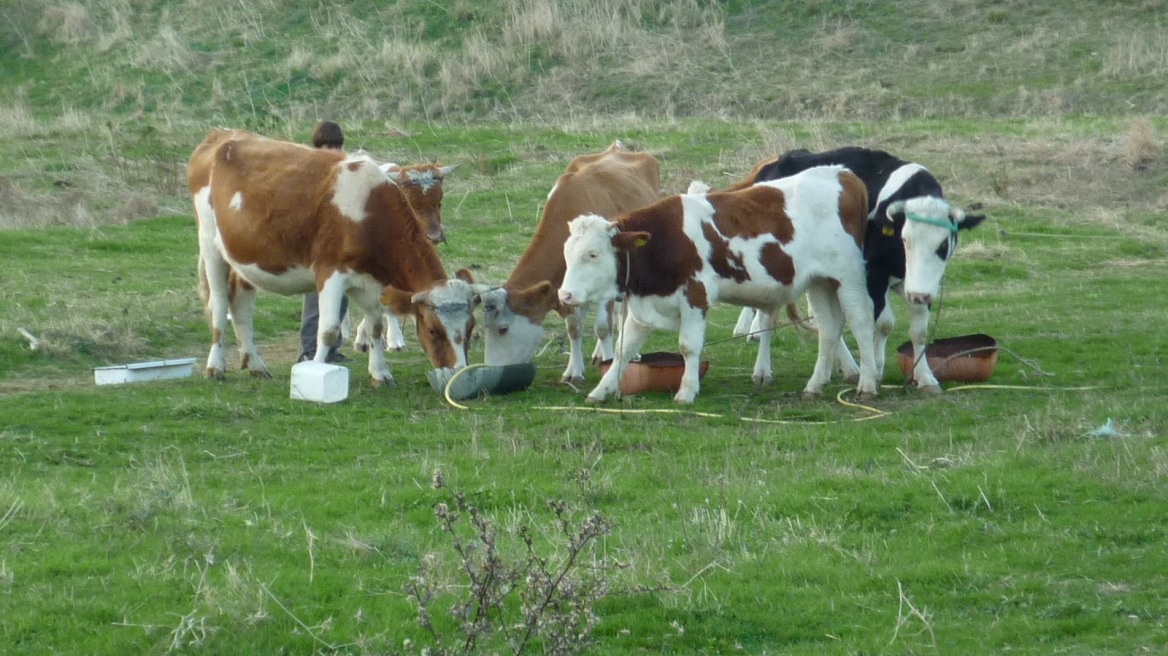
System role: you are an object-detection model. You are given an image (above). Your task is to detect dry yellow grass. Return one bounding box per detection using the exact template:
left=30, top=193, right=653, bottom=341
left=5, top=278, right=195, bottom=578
left=1124, top=116, right=1157, bottom=171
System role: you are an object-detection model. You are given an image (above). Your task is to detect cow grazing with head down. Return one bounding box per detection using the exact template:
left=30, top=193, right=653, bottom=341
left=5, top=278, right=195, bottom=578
left=478, top=141, right=661, bottom=383
left=188, top=128, right=485, bottom=386
left=727, top=147, right=986, bottom=391
left=558, top=165, right=879, bottom=404
left=347, top=149, right=457, bottom=353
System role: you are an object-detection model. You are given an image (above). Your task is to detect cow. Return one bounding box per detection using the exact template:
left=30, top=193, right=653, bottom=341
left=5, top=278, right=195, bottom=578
left=478, top=141, right=661, bottom=383
left=347, top=150, right=457, bottom=353
left=187, top=128, right=485, bottom=387
left=557, top=165, right=878, bottom=404
left=725, top=146, right=986, bottom=392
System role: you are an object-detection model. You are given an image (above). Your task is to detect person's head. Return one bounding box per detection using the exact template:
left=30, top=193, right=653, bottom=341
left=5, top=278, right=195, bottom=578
left=312, top=121, right=344, bottom=150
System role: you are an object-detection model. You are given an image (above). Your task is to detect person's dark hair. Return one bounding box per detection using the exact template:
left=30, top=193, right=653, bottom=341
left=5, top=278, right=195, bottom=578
left=312, top=121, right=344, bottom=150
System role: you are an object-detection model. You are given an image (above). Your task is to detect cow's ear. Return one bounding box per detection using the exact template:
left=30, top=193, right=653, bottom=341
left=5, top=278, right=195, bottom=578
left=884, top=200, right=906, bottom=221
left=953, top=207, right=987, bottom=231
left=512, top=281, right=557, bottom=314
left=612, top=231, right=651, bottom=250
left=438, top=164, right=457, bottom=178
left=454, top=267, right=476, bottom=284
left=381, top=285, right=415, bottom=316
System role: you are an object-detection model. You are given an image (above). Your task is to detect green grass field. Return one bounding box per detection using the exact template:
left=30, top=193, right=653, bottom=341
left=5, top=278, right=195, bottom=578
left=2, top=2, right=1167, bottom=654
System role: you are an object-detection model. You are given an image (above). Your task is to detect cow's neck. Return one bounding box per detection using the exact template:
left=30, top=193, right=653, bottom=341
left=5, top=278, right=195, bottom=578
left=375, top=187, right=450, bottom=290
left=504, top=193, right=578, bottom=291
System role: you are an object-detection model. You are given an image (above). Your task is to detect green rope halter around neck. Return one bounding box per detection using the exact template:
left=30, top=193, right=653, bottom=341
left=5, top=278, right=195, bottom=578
left=905, top=211, right=959, bottom=232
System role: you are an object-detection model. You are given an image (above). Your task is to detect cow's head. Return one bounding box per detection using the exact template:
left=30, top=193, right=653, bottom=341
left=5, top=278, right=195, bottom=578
left=381, top=268, right=488, bottom=369
left=884, top=197, right=986, bottom=306
left=381, top=163, right=456, bottom=245
left=480, top=282, right=559, bottom=366
left=558, top=214, right=649, bottom=308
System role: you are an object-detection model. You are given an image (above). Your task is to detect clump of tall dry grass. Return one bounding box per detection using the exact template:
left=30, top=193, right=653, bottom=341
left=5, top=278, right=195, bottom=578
left=1102, top=32, right=1168, bottom=77
left=1123, top=117, right=1156, bottom=171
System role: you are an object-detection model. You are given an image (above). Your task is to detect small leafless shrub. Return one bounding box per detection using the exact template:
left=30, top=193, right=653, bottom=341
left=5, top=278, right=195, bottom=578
left=404, top=470, right=613, bottom=656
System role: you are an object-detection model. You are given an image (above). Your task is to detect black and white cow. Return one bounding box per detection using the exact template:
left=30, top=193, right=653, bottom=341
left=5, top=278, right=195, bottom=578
left=728, top=147, right=986, bottom=392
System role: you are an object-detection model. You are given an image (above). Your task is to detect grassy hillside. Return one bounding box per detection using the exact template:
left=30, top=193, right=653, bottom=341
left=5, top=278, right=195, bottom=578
left=3, top=0, right=1167, bottom=124
left=1, top=0, right=1166, bottom=230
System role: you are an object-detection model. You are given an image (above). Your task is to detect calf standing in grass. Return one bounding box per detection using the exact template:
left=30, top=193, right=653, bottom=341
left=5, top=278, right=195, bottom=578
left=558, top=165, right=878, bottom=404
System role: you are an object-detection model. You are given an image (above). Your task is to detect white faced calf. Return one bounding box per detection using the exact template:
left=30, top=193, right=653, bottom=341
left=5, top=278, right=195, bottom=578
left=558, top=165, right=878, bottom=404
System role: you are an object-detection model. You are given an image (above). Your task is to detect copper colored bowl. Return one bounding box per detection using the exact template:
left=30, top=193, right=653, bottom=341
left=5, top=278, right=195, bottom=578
left=597, top=352, right=710, bottom=395
left=897, top=334, right=998, bottom=383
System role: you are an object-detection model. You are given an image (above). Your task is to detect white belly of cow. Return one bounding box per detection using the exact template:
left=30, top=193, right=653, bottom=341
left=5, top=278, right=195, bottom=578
left=628, top=294, right=684, bottom=330
left=214, top=235, right=315, bottom=294
left=229, top=260, right=316, bottom=295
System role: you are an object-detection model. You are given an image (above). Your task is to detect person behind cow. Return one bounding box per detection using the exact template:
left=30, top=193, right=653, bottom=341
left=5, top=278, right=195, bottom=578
left=299, top=120, right=350, bottom=363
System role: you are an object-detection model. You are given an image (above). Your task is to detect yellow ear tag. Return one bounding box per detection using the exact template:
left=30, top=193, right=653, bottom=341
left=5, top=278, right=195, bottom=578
left=633, top=237, right=648, bottom=248
left=882, top=225, right=896, bottom=237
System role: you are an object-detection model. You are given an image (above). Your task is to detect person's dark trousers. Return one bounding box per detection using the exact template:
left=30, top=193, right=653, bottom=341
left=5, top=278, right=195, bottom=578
left=299, top=293, right=349, bottom=362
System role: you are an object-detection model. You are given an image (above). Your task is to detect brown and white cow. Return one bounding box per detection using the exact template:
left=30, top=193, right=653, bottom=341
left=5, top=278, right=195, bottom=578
left=478, top=141, right=661, bottom=383
left=188, top=128, right=485, bottom=386
left=558, top=165, right=879, bottom=404
left=348, top=150, right=457, bottom=352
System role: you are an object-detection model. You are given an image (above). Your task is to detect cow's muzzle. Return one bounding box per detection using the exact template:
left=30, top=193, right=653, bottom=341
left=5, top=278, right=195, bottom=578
left=907, top=292, right=933, bottom=307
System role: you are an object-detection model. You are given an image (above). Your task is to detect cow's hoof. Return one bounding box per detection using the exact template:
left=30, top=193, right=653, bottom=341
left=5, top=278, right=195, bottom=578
left=370, top=376, right=397, bottom=389
left=673, top=395, right=696, bottom=405
left=205, top=368, right=225, bottom=381
left=249, top=370, right=273, bottom=380
left=562, top=374, right=585, bottom=385
left=801, top=390, right=820, bottom=401
left=355, top=343, right=370, bottom=354
left=585, top=394, right=605, bottom=404
left=751, top=374, right=771, bottom=386
left=855, top=391, right=878, bottom=403
left=918, top=384, right=943, bottom=395
left=386, top=345, right=406, bottom=353
left=842, top=373, right=861, bottom=385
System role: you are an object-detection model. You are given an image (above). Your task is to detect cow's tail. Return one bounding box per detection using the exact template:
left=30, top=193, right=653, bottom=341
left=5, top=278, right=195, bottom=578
left=785, top=302, right=816, bottom=334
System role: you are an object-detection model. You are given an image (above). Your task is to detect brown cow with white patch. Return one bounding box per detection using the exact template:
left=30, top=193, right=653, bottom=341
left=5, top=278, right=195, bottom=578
left=188, top=128, right=485, bottom=386
left=478, top=141, right=661, bottom=383
left=348, top=149, right=457, bottom=352
left=558, top=165, right=879, bottom=404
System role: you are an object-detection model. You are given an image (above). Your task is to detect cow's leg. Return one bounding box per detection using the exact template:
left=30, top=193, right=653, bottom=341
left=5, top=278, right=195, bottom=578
left=353, top=315, right=374, bottom=353
left=227, top=277, right=270, bottom=378
left=587, top=312, right=652, bottom=403
left=802, top=284, right=844, bottom=398
left=836, top=281, right=879, bottom=400
left=834, top=336, right=861, bottom=384
left=562, top=308, right=586, bottom=384
left=591, top=299, right=616, bottom=364
left=314, top=274, right=348, bottom=363
left=733, top=307, right=755, bottom=339
left=346, top=289, right=394, bottom=387
left=901, top=287, right=941, bottom=393
left=674, top=307, right=708, bottom=404
left=383, top=312, right=407, bottom=352
left=198, top=251, right=232, bottom=380
left=751, top=308, right=775, bottom=385
left=873, top=294, right=896, bottom=383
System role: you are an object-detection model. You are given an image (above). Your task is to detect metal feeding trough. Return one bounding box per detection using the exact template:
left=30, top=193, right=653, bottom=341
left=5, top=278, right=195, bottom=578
left=427, top=363, right=537, bottom=401
left=93, top=357, right=197, bottom=386
left=897, top=334, right=998, bottom=383
left=597, top=351, right=710, bottom=395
